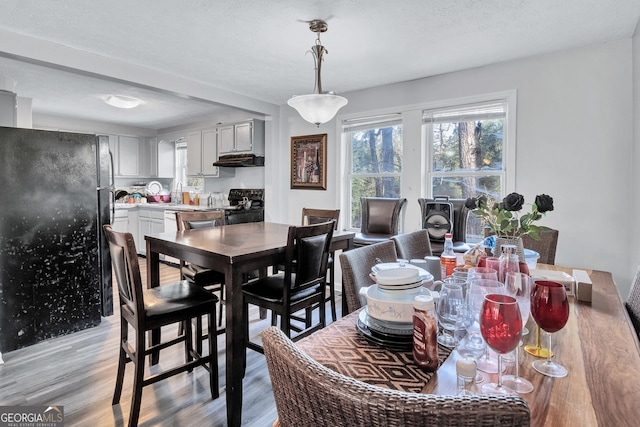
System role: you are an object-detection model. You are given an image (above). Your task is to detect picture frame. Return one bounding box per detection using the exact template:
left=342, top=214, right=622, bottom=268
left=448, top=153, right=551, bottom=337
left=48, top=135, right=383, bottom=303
left=290, top=133, right=327, bottom=190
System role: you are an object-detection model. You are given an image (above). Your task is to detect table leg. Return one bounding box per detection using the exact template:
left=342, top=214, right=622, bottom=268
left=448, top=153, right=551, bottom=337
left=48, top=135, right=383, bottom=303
left=225, top=266, right=245, bottom=427
left=146, top=240, right=161, bottom=365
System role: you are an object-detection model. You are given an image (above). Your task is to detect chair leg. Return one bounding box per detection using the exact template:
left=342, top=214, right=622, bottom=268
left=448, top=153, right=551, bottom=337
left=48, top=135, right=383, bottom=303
left=195, top=315, right=203, bottom=356
left=128, top=326, right=146, bottom=427
left=208, top=305, right=219, bottom=399
left=218, top=285, right=225, bottom=327
left=112, top=318, right=128, bottom=405
left=185, top=317, right=194, bottom=372
left=329, top=261, right=337, bottom=321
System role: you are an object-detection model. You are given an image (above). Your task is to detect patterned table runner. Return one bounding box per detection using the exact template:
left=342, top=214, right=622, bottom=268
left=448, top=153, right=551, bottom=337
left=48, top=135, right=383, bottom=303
left=297, top=309, right=454, bottom=393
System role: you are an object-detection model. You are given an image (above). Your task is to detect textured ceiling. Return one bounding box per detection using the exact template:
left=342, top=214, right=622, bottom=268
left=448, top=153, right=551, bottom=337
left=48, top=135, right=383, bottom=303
left=0, top=0, right=638, bottom=130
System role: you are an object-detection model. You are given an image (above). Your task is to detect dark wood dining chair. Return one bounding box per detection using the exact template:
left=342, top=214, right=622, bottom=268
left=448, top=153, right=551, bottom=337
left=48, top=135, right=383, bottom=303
left=103, top=225, right=219, bottom=427
left=302, top=208, right=341, bottom=321
left=175, top=210, right=226, bottom=329
left=391, top=229, right=432, bottom=260
left=263, top=326, right=531, bottom=426
left=353, top=197, right=407, bottom=247
left=339, top=240, right=398, bottom=314
left=243, top=221, right=335, bottom=354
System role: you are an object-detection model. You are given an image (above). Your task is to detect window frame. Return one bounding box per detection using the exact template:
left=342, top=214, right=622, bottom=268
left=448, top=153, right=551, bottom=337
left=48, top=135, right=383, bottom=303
left=422, top=91, right=517, bottom=200
left=342, top=113, right=404, bottom=230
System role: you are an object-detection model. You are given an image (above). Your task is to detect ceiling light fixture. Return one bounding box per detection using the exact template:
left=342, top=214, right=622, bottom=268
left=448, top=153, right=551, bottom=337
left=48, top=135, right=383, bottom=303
left=287, top=19, right=348, bottom=127
left=104, top=95, right=141, bottom=109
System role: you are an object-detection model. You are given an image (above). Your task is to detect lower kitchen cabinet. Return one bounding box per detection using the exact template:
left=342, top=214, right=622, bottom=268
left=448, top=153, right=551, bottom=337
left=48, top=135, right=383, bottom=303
left=112, top=209, right=129, bottom=232
left=137, top=207, right=164, bottom=255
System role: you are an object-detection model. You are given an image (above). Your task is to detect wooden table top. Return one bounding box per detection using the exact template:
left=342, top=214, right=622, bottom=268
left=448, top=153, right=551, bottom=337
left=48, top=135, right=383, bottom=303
left=299, top=264, right=640, bottom=427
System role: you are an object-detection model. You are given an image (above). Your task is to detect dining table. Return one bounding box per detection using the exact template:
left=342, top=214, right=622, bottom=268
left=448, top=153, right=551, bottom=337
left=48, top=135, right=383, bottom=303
left=145, top=221, right=355, bottom=427
left=297, top=264, right=640, bottom=426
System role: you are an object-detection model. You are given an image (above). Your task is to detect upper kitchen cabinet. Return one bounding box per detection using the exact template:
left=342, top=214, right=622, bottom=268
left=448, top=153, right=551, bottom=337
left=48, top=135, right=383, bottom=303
left=109, top=134, right=174, bottom=178
left=218, top=119, right=265, bottom=156
left=117, top=136, right=140, bottom=176
left=187, top=129, right=234, bottom=178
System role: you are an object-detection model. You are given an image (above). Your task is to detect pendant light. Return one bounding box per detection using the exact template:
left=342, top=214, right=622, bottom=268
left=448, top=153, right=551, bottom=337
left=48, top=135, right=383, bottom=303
left=287, top=19, right=348, bottom=126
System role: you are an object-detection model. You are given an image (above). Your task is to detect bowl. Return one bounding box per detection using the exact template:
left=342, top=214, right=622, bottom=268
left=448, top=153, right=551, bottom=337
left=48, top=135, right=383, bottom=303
left=147, top=194, right=171, bottom=203
left=360, top=284, right=431, bottom=323
left=372, top=263, right=434, bottom=288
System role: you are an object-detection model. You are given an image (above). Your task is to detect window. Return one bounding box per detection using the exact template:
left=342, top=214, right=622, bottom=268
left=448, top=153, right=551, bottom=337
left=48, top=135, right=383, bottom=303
left=343, top=114, right=403, bottom=229
left=175, top=140, right=203, bottom=190
left=423, top=98, right=510, bottom=200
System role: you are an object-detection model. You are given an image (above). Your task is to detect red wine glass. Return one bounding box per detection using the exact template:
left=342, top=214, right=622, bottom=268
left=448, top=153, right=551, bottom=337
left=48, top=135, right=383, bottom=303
left=467, top=278, right=505, bottom=373
left=480, top=293, right=522, bottom=394
left=530, top=280, right=569, bottom=378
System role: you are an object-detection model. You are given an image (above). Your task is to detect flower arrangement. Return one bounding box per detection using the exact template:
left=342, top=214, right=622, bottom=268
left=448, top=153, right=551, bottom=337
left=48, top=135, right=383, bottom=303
left=465, top=192, right=554, bottom=240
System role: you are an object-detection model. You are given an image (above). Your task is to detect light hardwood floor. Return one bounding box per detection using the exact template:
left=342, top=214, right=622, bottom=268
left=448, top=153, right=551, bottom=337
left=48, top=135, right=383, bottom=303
left=0, top=258, right=341, bottom=426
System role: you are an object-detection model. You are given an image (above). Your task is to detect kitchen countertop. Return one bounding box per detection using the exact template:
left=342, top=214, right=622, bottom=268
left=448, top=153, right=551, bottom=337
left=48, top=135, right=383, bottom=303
left=115, top=203, right=227, bottom=211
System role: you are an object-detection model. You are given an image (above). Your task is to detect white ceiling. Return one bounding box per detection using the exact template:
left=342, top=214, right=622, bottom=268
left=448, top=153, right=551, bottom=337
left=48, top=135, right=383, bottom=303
left=0, top=0, right=638, bottom=130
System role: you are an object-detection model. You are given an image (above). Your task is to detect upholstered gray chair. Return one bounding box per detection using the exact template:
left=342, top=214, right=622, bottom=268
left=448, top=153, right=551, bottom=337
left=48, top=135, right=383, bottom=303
left=391, top=229, right=432, bottom=260
left=339, top=240, right=398, bottom=314
left=263, top=326, right=531, bottom=427
left=626, top=265, right=640, bottom=338
left=521, top=229, right=559, bottom=265
left=353, top=197, right=407, bottom=247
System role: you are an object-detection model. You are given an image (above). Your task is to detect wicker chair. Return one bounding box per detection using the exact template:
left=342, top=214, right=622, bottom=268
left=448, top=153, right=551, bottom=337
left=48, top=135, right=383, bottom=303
left=521, top=229, right=559, bottom=265
left=263, top=326, right=531, bottom=427
left=391, top=229, right=432, bottom=260
left=339, top=240, right=397, bottom=314
left=626, top=265, right=640, bottom=338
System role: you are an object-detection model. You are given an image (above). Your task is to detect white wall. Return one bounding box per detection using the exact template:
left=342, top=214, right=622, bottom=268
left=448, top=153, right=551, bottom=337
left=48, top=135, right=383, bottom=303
left=274, top=39, right=636, bottom=298
left=632, top=21, right=640, bottom=294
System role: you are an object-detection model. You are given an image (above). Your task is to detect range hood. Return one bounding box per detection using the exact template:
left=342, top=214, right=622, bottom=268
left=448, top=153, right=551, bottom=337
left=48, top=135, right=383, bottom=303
left=212, top=153, right=265, bottom=167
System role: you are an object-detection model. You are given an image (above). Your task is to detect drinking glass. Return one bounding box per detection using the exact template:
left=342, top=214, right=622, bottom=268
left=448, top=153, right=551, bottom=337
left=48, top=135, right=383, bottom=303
left=485, top=257, right=500, bottom=275
left=436, top=282, right=465, bottom=347
left=466, top=278, right=505, bottom=373
left=468, top=267, right=498, bottom=281
left=524, top=276, right=553, bottom=357
left=480, top=294, right=522, bottom=394
left=530, top=280, right=569, bottom=377
left=501, top=272, right=534, bottom=393
left=454, top=304, right=485, bottom=383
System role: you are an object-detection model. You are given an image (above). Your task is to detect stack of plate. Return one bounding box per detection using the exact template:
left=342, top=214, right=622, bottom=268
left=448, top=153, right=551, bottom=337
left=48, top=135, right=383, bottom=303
left=376, top=268, right=423, bottom=295
left=356, top=308, right=413, bottom=351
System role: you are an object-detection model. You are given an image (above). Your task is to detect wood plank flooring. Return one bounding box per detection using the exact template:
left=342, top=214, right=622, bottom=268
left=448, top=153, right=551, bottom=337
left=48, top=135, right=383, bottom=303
left=0, top=258, right=342, bottom=426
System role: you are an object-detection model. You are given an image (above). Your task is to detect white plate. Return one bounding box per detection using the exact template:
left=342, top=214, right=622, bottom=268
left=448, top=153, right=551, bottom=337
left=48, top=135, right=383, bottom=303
left=371, top=263, right=432, bottom=282
left=146, top=181, right=163, bottom=195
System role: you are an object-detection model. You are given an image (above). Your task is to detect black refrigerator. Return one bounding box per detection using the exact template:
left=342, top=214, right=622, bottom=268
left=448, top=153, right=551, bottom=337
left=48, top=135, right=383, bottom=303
left=0, top=127, right=113, bottom=353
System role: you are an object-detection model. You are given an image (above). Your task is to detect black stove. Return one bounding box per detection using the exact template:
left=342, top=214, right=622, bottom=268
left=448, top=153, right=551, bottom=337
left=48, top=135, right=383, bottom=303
left=224, top=188, right=264, bottom=225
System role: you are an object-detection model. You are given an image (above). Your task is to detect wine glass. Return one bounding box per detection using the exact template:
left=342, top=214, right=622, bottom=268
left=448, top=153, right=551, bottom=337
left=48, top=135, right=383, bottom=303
left=480, top=293, right=522, bottom=394
left=501, top=272, right=534, bottom=393
left=436, top=282, right=465, bottom=347
left=454, top=303, right=485, bottom=383
left=466, top=278, right=506, bottom=373
left=468, top=267, right=499, bottom=281
left=530, top=280, right=569, bottom=377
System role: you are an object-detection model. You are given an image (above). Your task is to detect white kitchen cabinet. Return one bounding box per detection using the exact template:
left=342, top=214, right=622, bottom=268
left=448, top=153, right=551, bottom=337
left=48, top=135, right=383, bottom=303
left=108, top=134, right=119, bottom=176
left=218, top=119, right=265, bottom=156
left=137, top=208, right=163, bottom=255
left=118, top=136, right=140, bottom=176
left=187, top=128, right=234, bottom=178
left=157, top=139, right=175, bottom=178
left=112, top=209, right=128, bottom=232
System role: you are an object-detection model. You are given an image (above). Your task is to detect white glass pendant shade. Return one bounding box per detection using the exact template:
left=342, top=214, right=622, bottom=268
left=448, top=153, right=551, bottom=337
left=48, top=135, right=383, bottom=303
left=287, top=94, right=348, bottom=126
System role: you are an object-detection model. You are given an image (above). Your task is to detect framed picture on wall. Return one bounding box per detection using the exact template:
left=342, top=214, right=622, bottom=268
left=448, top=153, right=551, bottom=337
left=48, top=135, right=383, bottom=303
left=290, top=133, right=327, bottom=190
